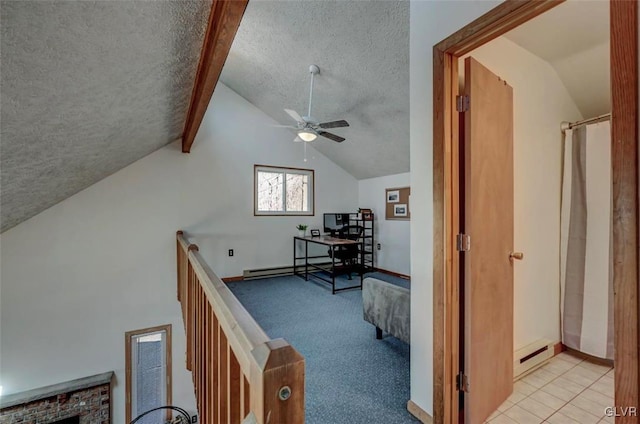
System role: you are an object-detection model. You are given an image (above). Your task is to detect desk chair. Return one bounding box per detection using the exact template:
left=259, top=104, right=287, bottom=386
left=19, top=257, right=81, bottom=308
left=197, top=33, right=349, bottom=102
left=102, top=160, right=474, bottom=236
left=329, top=225, right=364, bottom=280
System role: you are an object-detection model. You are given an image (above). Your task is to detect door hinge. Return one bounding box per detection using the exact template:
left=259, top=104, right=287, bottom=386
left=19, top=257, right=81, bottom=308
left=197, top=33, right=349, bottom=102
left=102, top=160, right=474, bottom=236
left=456, top=234, right=471, bottom=252
left=456, top=95, right=470, bottom=112
left=456, top=372, right=470, bottom=392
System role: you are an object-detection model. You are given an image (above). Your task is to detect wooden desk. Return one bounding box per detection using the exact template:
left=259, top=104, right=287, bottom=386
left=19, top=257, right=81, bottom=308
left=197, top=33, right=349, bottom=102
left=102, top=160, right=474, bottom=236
left=293, top=235, right=364, bottom=294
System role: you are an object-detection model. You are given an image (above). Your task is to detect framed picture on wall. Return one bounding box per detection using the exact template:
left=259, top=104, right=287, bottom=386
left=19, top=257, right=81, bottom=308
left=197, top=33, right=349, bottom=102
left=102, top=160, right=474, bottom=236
left=394, top=204, right=408, bottom=217
left=387, top=190, right=400, bottom=203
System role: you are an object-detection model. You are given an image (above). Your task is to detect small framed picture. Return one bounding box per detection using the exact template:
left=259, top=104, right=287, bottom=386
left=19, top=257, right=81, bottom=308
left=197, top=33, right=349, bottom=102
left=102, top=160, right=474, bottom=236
left=394, top=204, right=407, bottom=217
left=310, top=229, right=321, bottom=237
left=387, top=190, right=400, bottom=203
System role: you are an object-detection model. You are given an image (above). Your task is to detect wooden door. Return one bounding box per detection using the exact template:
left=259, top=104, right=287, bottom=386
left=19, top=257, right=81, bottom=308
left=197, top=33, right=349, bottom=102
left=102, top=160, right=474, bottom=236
left=463, top=57, right=514, bottom=424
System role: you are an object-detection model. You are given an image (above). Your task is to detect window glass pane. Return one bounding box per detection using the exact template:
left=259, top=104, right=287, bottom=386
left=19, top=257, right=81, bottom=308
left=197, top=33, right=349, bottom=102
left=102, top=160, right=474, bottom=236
left=257, top=171, right=284, bottom=212
left=285, top=173, right=308, bottom=212
left=254, top=166, right=312, bottom=215
left=132, top=330, right=166, bottom=423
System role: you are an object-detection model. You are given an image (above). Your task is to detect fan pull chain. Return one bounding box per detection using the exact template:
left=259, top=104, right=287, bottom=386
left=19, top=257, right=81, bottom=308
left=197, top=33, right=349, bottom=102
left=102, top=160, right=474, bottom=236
left=304, top=141, right=308, bottom=162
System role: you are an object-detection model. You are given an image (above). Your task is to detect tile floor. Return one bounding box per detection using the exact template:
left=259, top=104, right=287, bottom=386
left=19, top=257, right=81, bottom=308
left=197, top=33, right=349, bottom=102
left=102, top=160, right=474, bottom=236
left=485, top=352, right=614, bottom=423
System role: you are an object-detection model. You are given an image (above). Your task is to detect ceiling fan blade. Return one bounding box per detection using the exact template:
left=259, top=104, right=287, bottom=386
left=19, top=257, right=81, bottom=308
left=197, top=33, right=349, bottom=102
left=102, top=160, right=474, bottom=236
left=284, top=108, right=304, bottom=123
left=318, top=131, right=345, bottom=143
left=319, top=120, right=349, bottom=129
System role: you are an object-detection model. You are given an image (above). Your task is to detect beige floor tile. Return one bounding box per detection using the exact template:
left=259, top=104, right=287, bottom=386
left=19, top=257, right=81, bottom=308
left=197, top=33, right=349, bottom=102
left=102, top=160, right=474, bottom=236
left=578, top=360, right=613, bottom=376
left=563, top=366, right=603, bottom=387
left=539, top=382, right=578, bottom=403
left=497, top=399, right=515, bottom=413
left=580, top=387, right=614, bottom=406
left=521, top=368, right=557, bottom=388
left=543, top=358, right=577, bottom=375
left=528, top=389, right=567, bottom=411
left=545, top=411, right=582, bottom=424
left=571, top=392, right=610, bottom=418
left=605, top=368, right=614, bottom=378
left=544, top=376, right=587, bottom=396
left=514, top=380, right=537, bottom=396
left=489, top=414, right=519, bottom=424
left=599, top=414, right=615, bottom=423
left=516, top=396, right=555, bottom=420
left=590, top=375, right=614, bottom=398
left=487, top=408, right=502, bottom=421
left=507, top=390, right=527, bottom=404
left=503, top=404, right=544, bottom=424
left=556, top=352, right=583, bottom=364
left=558, top=403, right=601, bottom=424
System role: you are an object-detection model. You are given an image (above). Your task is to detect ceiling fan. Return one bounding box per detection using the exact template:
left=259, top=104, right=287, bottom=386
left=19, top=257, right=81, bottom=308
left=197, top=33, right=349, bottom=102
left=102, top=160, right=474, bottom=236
left=277, top=64, right=349, bottom=143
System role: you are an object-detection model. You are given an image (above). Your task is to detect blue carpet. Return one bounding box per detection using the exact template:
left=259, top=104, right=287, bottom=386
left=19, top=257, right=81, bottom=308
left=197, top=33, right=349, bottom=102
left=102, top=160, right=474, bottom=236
left=228, top=272, right=418, bottom=424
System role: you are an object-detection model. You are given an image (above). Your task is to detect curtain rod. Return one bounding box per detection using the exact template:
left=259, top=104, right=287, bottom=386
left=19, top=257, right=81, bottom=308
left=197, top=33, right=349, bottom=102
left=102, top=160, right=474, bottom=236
left=561, top=113, right=611, bottom=132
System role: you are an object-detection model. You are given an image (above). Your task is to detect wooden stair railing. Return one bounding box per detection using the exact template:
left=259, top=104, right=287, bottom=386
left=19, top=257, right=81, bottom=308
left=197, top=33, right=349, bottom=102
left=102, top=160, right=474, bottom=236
left=176, top=231, right=305, bottom=424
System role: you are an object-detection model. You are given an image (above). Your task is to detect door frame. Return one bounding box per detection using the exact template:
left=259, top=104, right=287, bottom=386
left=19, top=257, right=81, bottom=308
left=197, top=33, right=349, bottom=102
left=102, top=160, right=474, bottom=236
left=432, top=1, right=638, bottom=423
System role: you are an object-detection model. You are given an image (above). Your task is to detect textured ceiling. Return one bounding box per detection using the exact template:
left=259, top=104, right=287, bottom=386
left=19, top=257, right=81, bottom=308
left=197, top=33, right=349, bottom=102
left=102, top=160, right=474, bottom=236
left=504, top=0, right=610, bottom=118
left=220, top=0, right=409, bottom=180
left=0, top=0, right=211, bottom=232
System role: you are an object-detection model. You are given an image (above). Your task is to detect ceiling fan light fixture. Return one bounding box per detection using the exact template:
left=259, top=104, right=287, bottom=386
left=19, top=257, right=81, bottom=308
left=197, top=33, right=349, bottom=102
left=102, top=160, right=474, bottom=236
left=298, top=129, right=317, bottom=142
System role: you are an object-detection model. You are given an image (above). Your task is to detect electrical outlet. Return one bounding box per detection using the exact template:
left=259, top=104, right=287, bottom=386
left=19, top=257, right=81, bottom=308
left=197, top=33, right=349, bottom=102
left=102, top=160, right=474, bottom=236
left=191, top=415, right=197, bottom=423
left=228, top=249, right=234, bottom=257
left=377, top=243, right=381, bottom=250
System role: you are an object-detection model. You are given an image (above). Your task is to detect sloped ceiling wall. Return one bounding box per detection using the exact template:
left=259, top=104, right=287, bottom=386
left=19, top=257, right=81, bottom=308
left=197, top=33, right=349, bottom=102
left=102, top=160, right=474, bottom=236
left=0, top=1, right=211, bottom=232
left=505, top=0, right=610, bottom=118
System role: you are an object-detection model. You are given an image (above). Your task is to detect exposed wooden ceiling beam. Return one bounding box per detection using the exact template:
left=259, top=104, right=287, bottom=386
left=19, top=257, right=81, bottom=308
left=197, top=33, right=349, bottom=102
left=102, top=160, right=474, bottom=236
left=182, top=0, right=249, bottom=153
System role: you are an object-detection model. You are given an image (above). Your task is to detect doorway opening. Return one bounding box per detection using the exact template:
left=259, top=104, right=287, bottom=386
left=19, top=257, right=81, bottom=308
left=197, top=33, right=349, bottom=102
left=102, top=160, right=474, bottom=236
left=432, top=1, right=637, bottom=423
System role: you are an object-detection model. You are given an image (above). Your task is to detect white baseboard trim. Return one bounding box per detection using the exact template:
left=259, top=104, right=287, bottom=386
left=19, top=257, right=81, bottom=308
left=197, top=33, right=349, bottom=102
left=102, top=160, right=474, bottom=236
left=407, top=400, right=433, bottom=424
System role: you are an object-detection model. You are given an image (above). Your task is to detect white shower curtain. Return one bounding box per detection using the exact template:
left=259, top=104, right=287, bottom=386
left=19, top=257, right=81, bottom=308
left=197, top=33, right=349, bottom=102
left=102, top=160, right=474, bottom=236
left=560, top=120, right=613, bottom=360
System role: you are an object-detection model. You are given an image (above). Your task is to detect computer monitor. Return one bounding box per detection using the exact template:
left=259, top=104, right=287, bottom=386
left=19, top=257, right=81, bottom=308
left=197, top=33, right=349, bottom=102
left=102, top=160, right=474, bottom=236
left=323, top=213, right=351, bottom=234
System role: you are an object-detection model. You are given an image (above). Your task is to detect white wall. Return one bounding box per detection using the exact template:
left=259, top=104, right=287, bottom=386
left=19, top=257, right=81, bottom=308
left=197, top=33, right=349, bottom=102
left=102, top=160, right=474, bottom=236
left=0, top=83, right=357, bottom=421
left=410, top=0, right=502, bottom=415
left=553, top=41, right=610, bottom=118
left=358, top=173, right=411, bottom=276
left=462, top=37, right=583, bottom=350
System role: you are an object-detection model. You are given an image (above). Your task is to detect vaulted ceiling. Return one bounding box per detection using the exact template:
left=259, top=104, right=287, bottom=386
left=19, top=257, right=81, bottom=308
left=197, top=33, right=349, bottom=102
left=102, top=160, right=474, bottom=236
left=504, top=0, right=610, bottom=118
left=0, top=0, right=211, bottom=232
left=219, top=0, right=409, bottom=180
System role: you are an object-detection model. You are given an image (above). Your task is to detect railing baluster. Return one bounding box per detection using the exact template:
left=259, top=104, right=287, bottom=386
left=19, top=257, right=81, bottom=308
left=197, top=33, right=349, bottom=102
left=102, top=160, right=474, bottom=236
left=243, top=375, right=250, bottom=419
left=203, top=293, right=209, bottom=424
left=212, top=314, right=220, bottom=424
left=229, top=351, right=241, bottom=423
left=219, top=329, right=229, bottom=422
left=187, top=262, right=194, bottom=371
left=196, top=284, right=201, bottom=404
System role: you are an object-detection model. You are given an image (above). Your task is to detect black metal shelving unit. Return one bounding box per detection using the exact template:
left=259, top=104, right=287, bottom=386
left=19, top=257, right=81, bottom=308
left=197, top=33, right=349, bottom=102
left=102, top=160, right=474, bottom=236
left=350, top=212, right=375, bottom=273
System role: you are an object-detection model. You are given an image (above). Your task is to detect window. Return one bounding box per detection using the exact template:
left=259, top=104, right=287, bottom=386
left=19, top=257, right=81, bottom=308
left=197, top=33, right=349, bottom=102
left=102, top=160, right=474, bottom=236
left=125, top=325, right=171, bottom=424
left=254, top=165, right=314, bottom=215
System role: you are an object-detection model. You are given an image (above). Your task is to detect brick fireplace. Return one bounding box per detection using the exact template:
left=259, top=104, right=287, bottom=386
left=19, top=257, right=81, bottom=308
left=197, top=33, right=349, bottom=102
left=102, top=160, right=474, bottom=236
left=0, top=372, right=113, bottom=424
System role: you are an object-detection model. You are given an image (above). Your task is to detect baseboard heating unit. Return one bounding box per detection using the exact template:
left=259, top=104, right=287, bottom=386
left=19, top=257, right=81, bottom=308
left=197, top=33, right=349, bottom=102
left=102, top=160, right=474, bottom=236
left=243, top=265, right=296, bottom=280
left=514, top=339, right=555, bottom=381
left=243, top=263, right=332, bottom=280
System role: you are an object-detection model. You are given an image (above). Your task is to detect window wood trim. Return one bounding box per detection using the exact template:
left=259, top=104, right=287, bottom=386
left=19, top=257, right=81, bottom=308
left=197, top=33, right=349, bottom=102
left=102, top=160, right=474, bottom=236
left=125, top=324, right=172, bottom=424
left=253, top=164, right=316, bottom=216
